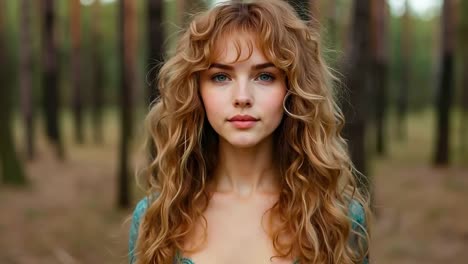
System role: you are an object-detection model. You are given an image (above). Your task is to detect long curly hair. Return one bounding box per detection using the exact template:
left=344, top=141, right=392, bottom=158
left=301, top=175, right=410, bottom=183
left=134, top=1, right=370, bottom=263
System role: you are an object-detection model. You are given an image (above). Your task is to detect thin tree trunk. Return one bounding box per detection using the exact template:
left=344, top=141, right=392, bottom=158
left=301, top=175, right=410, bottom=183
left=396, top=0, right=410, bottom=141
left=0, top=0, right=27, bottom=185
left=459, top=0, right=468, bottom=158
left=71, top=0, right=84, bottom=144
left=92, top=0, right=104, bottom=144
left=20, top=0, right=35, bottom=160
left=41, top=0, right=64, bottom=159
left=434, top=0, right=455, bottom=165
left=371, top=0, right=389, bottom=156
left=118, top=0, right=137, bottom=208
left=341, top=0, right=372, bottom=195
left=147, top=0, right=164, bottom=105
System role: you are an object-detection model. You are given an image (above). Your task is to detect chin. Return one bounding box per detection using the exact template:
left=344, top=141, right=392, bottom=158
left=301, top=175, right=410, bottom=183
left=225, top=136, right=262, bottom=148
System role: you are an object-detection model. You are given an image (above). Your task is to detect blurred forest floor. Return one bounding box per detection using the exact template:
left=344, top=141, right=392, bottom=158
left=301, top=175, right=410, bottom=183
left=0, top=109, right=467, bottom=264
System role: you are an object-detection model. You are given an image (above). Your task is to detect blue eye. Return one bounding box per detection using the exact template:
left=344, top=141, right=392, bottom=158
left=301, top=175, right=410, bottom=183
left=211, top=73, right=230, bottom=83
left=257, top=73, right=275, bottom=82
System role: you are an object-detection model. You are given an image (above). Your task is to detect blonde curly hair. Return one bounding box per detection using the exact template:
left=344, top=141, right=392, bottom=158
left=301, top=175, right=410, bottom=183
left=133, top=1, right=370, bottom=263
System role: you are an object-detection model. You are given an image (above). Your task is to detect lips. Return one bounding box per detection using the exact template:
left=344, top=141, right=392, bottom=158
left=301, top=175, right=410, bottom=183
left=228, top=115, right=259, bottom=122
left=227, top=115, right=259, bottom=129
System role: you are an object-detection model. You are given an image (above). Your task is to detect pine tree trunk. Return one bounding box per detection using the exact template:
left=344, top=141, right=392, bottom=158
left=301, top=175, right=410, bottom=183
left=41, top=0, right=64, bottom=159
left=0, top=0, right=27, bottom=185
left=371, top=0, right=389, bottom=156
left=118, top=0, right=137, bottom=208
left=147, top=0, right=164, bottom=105
left=341, top=0, right=372, bottom=194
left=71, top=0, right=84, bottom=144
left=459, top=0, right=468, bottom=158
left=91, top=0, right=104, bottom=144
left=20, top=0, right=35, bottom=160
left=434, top=0, right=455, bottom=165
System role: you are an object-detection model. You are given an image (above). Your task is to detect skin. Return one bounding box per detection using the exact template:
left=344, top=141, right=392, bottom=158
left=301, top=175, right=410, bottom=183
left=181, top=32, right=294, bottom=264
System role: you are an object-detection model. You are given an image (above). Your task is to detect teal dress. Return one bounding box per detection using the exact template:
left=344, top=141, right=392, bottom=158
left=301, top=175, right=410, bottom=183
left=129, top=196, right=368, bottom=264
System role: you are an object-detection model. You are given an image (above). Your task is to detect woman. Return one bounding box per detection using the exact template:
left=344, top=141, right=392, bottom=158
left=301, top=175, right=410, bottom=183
left=129, top=1, right=370, bottom=263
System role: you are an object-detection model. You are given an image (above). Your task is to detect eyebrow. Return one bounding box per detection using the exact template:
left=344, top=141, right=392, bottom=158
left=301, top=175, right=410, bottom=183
left=209, top=62, right=276, bottom=71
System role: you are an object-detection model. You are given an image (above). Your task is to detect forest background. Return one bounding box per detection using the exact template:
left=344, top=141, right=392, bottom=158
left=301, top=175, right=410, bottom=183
left=0, top=0, right=467, bottom=263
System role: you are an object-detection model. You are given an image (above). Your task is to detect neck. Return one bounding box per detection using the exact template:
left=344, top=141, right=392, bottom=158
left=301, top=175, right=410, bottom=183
left=210, top=136, right=280, bottom=198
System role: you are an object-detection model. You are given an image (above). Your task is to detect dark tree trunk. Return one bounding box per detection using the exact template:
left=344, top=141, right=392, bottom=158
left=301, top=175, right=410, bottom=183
left=118, top=0, right=137, bottom=208
left=71, top=0, right=84, bottom=144
left=20, top=0, right=35, bottom=160
left=434, top=0, right=455, bottom=165
left=147, top=0, right=165, bottom=162
left=41, top=0, right=64, bottom=159
left=341, top=0, right=372, bottom=194
left=147, top=0, right=164, bottom=105
left=459, top=0, right=468, bottom=157
left=91, top=0, right=104, bottom=144
left=371, top=0, right=389, bottom=156
left=0, top=0, right=27, bottom=185
left=396, top=0, right=410, bottom=141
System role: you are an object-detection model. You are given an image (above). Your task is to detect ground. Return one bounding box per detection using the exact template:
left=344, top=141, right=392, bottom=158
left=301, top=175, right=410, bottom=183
left=0, top=110, right=466, bottom=263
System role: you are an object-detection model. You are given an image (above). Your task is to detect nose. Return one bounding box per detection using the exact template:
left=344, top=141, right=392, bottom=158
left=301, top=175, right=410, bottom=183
left=232, top=79, right=253, bottom=108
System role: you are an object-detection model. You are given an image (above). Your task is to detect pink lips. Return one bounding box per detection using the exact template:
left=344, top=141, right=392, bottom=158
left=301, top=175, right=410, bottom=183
left=228, top=115, right=259, bottom=129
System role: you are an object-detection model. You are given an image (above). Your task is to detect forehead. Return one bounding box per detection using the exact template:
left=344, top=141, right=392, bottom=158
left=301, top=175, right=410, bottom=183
left=210, top=31, right=268, bottom=64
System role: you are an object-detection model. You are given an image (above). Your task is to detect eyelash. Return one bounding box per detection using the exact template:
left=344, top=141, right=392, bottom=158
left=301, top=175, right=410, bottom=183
left=210, top=72, right=276, bottom=83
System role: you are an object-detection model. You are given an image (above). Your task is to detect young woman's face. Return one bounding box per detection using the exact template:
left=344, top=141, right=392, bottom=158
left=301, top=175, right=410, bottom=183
left=199, top=33, right=287, bottom=148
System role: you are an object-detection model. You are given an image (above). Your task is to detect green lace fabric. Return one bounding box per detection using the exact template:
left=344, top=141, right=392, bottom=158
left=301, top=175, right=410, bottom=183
left=129, top=196, right=368, bottom=264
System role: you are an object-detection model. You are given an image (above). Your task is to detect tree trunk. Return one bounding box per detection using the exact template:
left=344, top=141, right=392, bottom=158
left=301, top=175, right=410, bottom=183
left=0, top=0, right=27, bottom=185
left=371, top=0, right=389, bottom=156
left=71, top=0, right=84, bottom=144
left=20, top=0, right=35, bottom=160
left=459, top=0, right=468, bottom=158
left=91, top=0, right=104, bottom=144
left=341, top=0, right=372, bottom=195
left=118, top=0, right=137, bottom=208
left=396, top=0, right=410, bottom=141
left=147, top=0, right=165, bottom=105
left=41, top=0, right=64, bottom=159
left=434, top=0, right=455, bottom=165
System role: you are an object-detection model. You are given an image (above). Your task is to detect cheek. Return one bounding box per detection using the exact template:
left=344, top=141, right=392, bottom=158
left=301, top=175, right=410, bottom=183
left=262, top=89, right=286, bottom=116
left=200, top=90, right=223, bottom=122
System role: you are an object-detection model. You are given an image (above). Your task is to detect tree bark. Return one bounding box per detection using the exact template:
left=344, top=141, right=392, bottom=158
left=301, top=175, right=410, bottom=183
left=20, top=0, right=35, bottom=160
left=0, top=0, right=27, bottom=185
left=459, top=0, right=468, bottom=158
left=396, top=0, right=410, bottom=141
left=118, top=0, right=137, bottom=208
left=71, top=0, right=84, bottom=144
left=147, top=0, right=165, bottom=105
left=41, top=0, right=64, bottom=159
left=91, top=0, right=104, bottom=144
left=341, top=0, right=372, bottom=195
left=371, top=0, right=389, bottom=156
left=434, top=0, right=455, bottom=165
